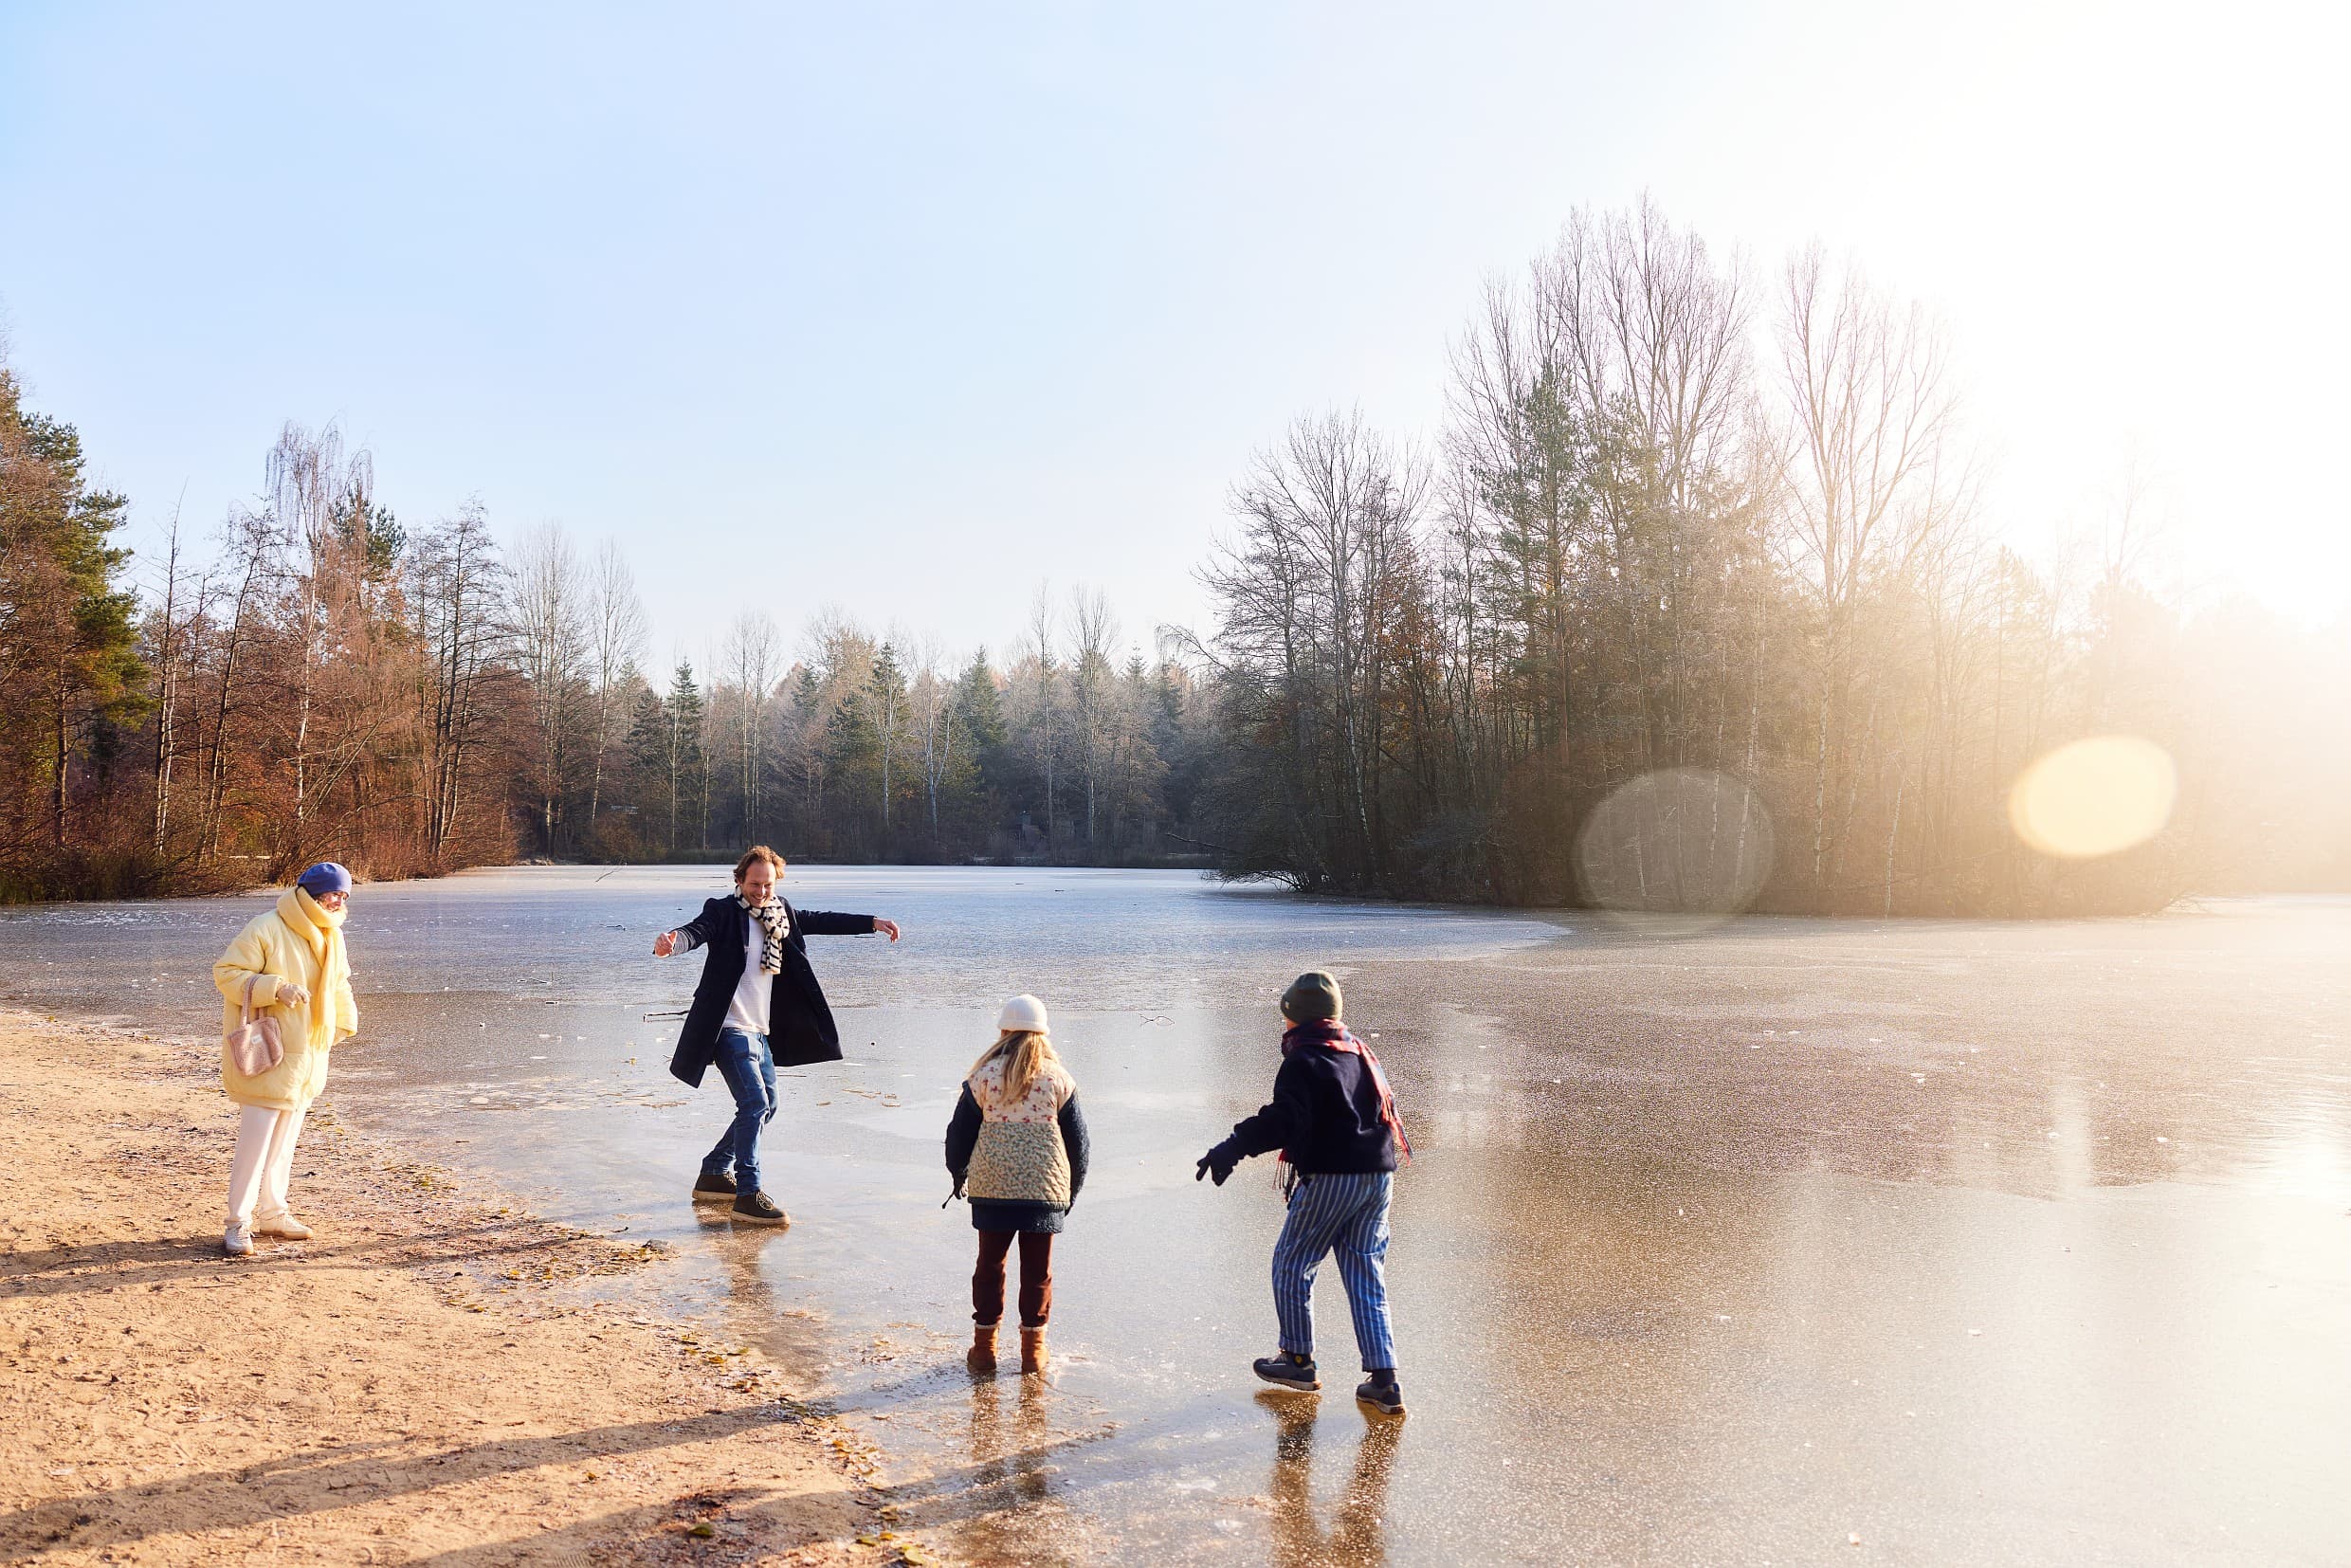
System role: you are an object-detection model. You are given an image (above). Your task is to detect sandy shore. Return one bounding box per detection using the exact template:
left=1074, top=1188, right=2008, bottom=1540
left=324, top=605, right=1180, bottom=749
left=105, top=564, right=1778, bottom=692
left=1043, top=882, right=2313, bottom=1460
left=0, top=1011, right=930, bottom=1567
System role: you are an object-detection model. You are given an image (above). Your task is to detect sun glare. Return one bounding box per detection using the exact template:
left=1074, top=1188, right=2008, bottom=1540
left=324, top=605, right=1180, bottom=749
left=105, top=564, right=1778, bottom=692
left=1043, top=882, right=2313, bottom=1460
left=2008, top=736, right=2177, bottom=860
left=1576, top=768, right=1776, bottom=919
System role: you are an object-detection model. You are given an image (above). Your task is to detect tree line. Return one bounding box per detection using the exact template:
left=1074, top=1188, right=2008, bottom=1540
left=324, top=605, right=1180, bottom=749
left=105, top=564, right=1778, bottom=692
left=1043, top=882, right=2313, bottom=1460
left=0, top=368, right=1216, bottom=897
left=4, top=200, right=2345, bottom=910
left=1184, top=202, right=2351, bottom=913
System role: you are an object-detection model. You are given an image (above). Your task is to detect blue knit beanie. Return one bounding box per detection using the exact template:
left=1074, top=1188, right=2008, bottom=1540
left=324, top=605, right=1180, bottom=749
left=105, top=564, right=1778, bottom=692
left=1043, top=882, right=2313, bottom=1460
left=297, top=862, right=353, bottom=898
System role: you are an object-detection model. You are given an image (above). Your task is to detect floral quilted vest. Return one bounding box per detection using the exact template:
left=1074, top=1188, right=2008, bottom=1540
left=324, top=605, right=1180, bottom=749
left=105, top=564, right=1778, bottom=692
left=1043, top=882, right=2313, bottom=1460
left=964, top=1056, right=1076, bottom=1207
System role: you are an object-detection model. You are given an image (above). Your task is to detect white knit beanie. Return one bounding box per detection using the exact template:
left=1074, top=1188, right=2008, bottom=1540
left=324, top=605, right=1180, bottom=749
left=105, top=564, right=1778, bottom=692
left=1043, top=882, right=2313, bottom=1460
left=995, top=994, right=1049, bottom=1034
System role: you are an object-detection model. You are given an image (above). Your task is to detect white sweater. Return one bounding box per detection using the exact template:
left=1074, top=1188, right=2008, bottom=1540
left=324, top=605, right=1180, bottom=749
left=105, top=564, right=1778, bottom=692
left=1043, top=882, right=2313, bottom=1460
left=671, top=905, right=788, bottom=1040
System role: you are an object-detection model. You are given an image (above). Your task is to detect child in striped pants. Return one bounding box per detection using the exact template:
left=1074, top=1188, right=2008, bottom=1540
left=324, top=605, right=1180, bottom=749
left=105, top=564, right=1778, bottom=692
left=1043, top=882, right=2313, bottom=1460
left=1197, top=971, right=1411, bottom=1416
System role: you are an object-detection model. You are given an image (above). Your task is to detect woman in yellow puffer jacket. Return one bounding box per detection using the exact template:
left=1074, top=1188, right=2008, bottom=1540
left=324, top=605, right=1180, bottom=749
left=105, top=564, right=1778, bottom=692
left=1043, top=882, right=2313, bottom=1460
left=211, top=862, right=361, bottom=1257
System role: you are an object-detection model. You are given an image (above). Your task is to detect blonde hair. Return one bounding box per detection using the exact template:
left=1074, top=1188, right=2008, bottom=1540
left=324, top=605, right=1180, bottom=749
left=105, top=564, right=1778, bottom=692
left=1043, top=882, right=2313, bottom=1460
left=968, top=1029, right=1061, bottom=1105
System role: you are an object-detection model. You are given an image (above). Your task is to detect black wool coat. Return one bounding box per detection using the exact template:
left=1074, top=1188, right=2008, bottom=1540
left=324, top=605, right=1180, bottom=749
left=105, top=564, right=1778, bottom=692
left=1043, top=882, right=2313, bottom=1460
left=665, top=896, right=878, bottom=1085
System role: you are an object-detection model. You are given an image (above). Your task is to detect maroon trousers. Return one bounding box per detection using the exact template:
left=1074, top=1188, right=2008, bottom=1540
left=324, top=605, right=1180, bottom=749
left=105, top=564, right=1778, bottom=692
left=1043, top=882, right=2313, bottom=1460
left=973, top=1230, right=1054, bottom=1327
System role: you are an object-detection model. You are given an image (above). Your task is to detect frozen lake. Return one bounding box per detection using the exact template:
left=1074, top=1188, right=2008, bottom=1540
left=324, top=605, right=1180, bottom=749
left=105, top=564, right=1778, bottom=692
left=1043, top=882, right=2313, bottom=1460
left=6, top=868, right=2348, bottom=1564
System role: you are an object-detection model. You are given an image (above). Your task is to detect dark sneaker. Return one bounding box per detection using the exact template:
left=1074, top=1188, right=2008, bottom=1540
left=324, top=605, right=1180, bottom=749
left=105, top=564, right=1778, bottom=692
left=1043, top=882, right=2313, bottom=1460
left=731, top=1190, right=789, bottom=1226
left=693, top=1171, right=738, bottom=1202
left=1252, top=1351, right=1320, bottom=1392
left=1356, top=1374, right=1406, bottom=1415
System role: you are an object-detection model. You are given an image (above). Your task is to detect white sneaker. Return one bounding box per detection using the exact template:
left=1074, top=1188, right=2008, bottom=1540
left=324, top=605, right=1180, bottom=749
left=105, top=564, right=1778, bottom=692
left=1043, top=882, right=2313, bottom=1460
left=256, top=1212, right=312, bottom=1240
left=223, top=1224, right=254, bottom=1257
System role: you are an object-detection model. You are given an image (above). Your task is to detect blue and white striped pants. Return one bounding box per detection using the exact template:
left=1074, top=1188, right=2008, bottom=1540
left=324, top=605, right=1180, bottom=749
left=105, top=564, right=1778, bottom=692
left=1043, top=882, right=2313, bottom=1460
left=1270, top=1170, right=1396, bottom=1371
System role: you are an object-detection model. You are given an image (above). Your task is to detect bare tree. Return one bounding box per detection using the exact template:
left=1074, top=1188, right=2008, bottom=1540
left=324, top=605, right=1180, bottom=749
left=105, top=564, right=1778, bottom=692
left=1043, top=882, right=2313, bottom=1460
left=1777, top=246, right=1970, bottom=893
left=1067, top=585, right=1119, bottom=848
left=585, top=539, right=647, bottom=831
left=264, top=421, right=376, bottom=852
left=148, top=501, right=190, bottom=854
left=1205, top=409, right=1431, bottom=886
left=722, top=611, right=782, bottom=842
left=410, top=503, right=504, bottom=864
left=507, top=522, right=589, bottom=853
left=195, top=511, right=272, bottom=866
left=1450, top=199, right=1760, bottom=794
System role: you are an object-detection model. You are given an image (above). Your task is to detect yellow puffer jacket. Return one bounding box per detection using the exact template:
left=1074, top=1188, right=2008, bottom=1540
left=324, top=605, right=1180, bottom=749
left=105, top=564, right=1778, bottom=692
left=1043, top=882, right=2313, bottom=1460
left=212, top=889, right=360, bottom=1111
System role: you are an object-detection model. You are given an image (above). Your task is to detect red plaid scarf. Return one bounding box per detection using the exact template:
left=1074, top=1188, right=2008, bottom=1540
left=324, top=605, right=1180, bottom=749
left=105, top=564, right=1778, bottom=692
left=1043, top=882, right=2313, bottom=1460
left=1280, top=1020, right=1413, bottom=1166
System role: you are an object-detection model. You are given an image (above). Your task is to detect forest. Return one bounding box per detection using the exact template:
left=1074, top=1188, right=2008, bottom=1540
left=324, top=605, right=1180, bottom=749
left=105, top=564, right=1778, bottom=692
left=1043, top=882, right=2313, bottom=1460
left=4, top=203, right=2345, bottom=913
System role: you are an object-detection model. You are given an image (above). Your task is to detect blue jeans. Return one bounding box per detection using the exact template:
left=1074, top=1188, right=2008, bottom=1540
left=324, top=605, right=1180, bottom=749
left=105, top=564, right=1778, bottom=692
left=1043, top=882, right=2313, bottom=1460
left=702, top=1029, right=776, bottom=1195
left=1270, top=1171, right=1396, bottom=1370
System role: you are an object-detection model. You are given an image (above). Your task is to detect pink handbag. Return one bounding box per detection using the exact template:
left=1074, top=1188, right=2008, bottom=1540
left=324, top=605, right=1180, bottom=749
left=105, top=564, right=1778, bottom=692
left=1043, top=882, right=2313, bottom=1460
left=227, top=973, right=285, bottom=1077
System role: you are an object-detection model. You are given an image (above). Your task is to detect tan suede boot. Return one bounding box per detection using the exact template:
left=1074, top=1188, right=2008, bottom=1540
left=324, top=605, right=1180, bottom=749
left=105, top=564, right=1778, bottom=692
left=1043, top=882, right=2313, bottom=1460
left=966, top=1322, right=998, bottom=1374
left=1019, top=1325, right=1049, bottom=1377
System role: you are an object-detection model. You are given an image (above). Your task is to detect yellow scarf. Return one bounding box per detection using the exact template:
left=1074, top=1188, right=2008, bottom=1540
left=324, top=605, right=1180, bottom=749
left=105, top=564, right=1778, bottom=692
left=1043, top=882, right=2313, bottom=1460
left=275, top=887, right=350, bottom=1044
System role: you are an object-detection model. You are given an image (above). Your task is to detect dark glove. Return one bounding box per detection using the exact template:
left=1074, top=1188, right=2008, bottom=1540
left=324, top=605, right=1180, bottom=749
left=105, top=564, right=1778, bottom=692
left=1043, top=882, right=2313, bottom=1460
left=943, top=1171, right=966, bottom=1209
left=1195, top=1141, right=1238, bottom=1186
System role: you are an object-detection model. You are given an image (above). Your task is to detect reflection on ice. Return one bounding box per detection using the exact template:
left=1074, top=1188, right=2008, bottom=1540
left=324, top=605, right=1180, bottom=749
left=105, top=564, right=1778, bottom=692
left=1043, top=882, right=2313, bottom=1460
left=1261, top=1392, right=1396, bottom=1568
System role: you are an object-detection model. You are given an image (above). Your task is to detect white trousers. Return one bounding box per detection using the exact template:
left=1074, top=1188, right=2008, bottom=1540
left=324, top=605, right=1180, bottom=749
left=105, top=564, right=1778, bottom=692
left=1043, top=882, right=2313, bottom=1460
left=225, top=1103, right=309, bottom=1229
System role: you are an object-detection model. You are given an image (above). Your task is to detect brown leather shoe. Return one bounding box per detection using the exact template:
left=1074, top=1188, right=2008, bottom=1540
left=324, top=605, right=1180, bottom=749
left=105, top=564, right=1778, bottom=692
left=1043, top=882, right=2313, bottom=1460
left=1019, top=1325, right=1049, bottom=1377
left=966, top=1322, right=998, bottom=1375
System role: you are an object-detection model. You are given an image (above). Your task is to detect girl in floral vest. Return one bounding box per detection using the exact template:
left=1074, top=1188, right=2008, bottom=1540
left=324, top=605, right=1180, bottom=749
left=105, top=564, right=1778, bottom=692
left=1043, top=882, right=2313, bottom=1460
left=946, top=994, right=1091, bottom=1376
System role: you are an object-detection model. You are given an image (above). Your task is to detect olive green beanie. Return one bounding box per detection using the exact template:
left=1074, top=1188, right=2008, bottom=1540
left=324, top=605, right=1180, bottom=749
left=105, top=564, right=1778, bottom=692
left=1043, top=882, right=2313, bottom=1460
left=1281, top=971, right=1342, bottom=1024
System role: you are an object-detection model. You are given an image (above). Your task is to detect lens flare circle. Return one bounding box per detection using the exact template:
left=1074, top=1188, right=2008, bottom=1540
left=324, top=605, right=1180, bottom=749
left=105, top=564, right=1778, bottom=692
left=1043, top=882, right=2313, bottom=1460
left=2007, top=736, right=2176, bottom=860
left=1576, top=768, right=1775, bottom=917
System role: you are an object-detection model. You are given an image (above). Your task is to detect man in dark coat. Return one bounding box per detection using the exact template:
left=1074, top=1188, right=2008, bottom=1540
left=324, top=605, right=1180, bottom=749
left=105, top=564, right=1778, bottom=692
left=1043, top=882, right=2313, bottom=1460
left=652, top=846, right=900, bottom=1223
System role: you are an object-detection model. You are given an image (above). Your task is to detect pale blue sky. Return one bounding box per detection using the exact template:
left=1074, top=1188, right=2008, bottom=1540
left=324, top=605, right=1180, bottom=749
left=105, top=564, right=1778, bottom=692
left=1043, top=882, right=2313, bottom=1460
left=3, top=1, right=2342, bottom=666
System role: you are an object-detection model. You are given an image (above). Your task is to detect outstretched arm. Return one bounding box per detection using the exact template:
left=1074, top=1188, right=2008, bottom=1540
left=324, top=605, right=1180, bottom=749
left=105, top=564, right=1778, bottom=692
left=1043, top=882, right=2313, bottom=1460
left=1198, top=1058, right=1311, bottom=1183
left=654, top=902, right=722, bottom=957
left=798, top=910, right=899, bottom=940
left=1228, top=1056, right=1314, bottom=1158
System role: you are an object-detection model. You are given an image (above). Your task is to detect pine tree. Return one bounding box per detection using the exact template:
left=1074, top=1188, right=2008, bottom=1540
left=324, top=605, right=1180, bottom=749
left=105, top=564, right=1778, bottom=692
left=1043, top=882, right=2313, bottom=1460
left=867, top=642, right=911, bottom=836
left=0, top=373, right=147, bottom=851
left=823, top=687, right=881, bottom=855
left=786, top=664, right=826, bottom=845
left=955, top=649, right=1006, bottom=767
left=663, top=662, right=704, bottom=854
left=623, top=681, right=669, bottom=849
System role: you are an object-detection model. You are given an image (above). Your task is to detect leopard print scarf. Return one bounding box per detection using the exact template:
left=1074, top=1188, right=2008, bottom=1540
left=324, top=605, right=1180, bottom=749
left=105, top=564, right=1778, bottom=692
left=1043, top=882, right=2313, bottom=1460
left=736, top=894, right=788, bottom=975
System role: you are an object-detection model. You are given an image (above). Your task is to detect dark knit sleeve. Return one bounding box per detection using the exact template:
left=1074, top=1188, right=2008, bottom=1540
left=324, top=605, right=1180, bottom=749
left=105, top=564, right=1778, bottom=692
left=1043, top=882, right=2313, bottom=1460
left=944, top=1084, right=982, bottom=1177
left=1058, top=1090, right=1091, bottom=1201
left=1226, top=1055, right=1311, bottom=1159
